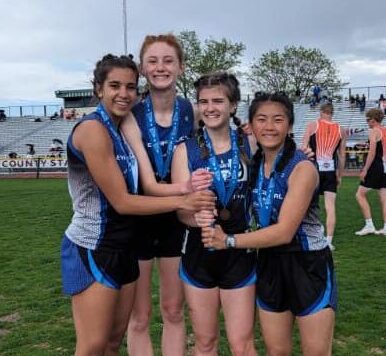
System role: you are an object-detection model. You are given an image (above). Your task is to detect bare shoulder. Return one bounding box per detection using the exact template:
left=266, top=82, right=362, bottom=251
left=290, top=160, right=318, bottom=188
left=73, top=119, right=110, bottom=150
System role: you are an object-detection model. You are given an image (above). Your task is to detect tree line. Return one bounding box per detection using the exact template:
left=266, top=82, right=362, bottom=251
left=170, top=30, right=346, bottom=100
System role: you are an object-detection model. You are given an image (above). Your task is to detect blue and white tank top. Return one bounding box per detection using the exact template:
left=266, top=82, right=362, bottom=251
left=252, top=150, right=326, bottom=251
left=64, top=112, right=139, bottom=250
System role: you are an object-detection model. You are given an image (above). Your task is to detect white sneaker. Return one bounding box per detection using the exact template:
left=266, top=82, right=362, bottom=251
left=328, top=243, right=335, bottom=251
left=355, top=226, right=376, bottom=236
left=375, top=228, right=386, bottom=236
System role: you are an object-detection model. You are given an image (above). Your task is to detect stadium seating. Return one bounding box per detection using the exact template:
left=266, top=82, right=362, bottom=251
left=0, top=116, right=77, bottom=157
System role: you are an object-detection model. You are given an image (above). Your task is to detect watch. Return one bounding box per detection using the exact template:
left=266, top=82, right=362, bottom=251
left=225, top=234, right=236, bottom=249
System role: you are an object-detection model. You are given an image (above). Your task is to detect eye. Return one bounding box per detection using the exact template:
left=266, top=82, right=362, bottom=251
left=126, top=84, right=137, bottom=91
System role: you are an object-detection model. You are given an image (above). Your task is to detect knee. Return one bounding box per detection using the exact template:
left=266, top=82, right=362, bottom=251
left=160, top=301, right=184, bottom=324
left=76, top=337, right=108, bottom=355
left=265, top=343, right=292, bottom=356
left=229, top=337, right=256, bottom=356
left=355, top=190, right=363, bottom=202
left=128, top=311, right=152, bottom=333
left=302, top=344, right=331, bottom=356
left=195, top=334, right=218, bottom=354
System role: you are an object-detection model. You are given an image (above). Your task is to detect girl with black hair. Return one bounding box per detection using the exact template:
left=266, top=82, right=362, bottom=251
left=60, top=54, right=215, bottom=355
left=172, top=72, right=258, bottom=355
left=202, top=92, right=337, bottom=356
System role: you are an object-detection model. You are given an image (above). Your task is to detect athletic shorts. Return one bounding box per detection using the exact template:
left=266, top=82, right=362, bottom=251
left=61, top=235, right=139, bottom=296
left=180, top=247, right=257, bottom=290
left=256, top=247, right=337, bottom=316
left=360, top=162, right=385, bottom=189
left=135, top=213, right=186, bottom=260
left=318, top=171, right=337, bottom=194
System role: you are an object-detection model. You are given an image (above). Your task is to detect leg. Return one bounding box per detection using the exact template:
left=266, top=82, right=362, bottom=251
left=376, top=188, right=386, bottom=234
left=323, top=192, right=336, bottom=239
left=258, top=309, right=294, bottom=356
left=221, top=285, right=257, bottom=356
left=158, top=257, right=186, bottom=356
left=297, top=308, right=335, bottom=356
left=184, top=283, right=220, bottom=356
left=355, top=186, right=376, bottom=234
left=355, top=186, right=372, bottom=220
left=127, top=260, right=154, bottom=356
left=72, top=283, right=119, bottom=356
left=105, top=282, right=137, bottom=355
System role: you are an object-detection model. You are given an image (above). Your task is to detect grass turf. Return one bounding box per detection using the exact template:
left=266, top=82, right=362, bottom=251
left=0, top=177, right=385, bottom=355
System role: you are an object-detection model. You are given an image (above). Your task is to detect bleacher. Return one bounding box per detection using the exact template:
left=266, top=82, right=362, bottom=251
left=0, top=99, right=377, bottom=176
left=0, top=116, right=77, bottom=157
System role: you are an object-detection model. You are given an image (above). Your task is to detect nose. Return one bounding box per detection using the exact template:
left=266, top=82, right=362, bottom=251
left=155, top=61, right=165, bottom=72
left=118, top=85, right=129, bottom=98
left=205, top=101, right=215, bottom=112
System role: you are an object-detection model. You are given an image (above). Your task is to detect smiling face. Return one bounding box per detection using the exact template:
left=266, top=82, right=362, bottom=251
left=96, top=67, right=137, bottom=121
left=197, top=86, right=235, bottom=130
left=140, top=41, right=183, bottom=91
left=251, top=101, right=292, bottom=152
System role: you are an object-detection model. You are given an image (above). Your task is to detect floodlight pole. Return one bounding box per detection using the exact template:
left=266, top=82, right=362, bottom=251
left=122, top=0, right=128, bottom=55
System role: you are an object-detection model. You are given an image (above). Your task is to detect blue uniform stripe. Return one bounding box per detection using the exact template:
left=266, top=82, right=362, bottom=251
left=87, top=250, right=118, bottom=289
left=298, top=265, right=333, bottom=316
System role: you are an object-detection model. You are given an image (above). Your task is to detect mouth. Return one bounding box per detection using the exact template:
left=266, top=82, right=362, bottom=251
left=114, top=100, right=131, bottom=110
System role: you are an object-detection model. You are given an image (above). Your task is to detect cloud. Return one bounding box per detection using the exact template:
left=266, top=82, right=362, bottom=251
left=0, top=0, right=385, bottom=105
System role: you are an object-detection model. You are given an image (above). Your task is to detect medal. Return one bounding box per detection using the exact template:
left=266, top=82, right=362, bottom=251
left=203, top=129, right=239, bottom=221
left=219, top=208, right=231, bottom=221
left=145, top=96, right=180, bottom=181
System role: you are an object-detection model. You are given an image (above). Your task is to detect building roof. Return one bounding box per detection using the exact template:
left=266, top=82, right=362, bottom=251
left=55, top=89, right=93, bottom=98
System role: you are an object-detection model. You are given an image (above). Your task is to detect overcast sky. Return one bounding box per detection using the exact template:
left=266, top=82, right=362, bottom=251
left=1, top=0, right=385, bottom=106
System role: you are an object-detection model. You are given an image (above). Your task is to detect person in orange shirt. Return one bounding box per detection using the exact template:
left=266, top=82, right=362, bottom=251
left=355, top=108, right=386, bottom=236
left=302, top=103, right=346, bottom=250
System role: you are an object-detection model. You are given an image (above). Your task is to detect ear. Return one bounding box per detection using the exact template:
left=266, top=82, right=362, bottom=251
left=96, top=84, right=103, bottom=99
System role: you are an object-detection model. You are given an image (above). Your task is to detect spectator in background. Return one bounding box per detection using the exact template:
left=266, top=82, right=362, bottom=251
left=379, top=94, right=386, bottom=115
left=26, top=144, right=35, bottom=157
left=313, top=84, right=321, bottom=104
left=359, top=94, right=366, bottom=112
left=349, top=95, right=356, bottom=108
left=50, top=112, right=59, bottom=120
left=0, top=109, right=6, bottom=122
left=59, top=107, right=64, bottom=118
left=355, top=108, right=386, bottom=236
left=302, top=103, right=346, bottom=250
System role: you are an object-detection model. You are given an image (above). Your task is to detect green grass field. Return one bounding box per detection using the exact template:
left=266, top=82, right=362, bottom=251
left=0, top=177, right=385, bottom=355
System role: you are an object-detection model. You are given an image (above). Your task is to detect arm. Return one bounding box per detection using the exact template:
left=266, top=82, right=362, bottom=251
left=202, top=161, right=319, bottom=249
left=301, top=122, right=314, bottom=149
left=120, top=113, right=191, bottom=196
left=360, top=129, right=378, bottom=181
left=337, top=127, right=347, bottom=185
left=73, top=120, right=215, bottom=215
left=171, top=142, right=202, bottom=227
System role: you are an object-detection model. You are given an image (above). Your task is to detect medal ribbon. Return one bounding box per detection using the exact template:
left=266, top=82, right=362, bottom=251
left=96, top=104, right=138, bottom=194
left=204, top=128, right=239, bottom=209
left=145, top=96, right=180, bottom=180
left=253, top=149, right=283, bottom=228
